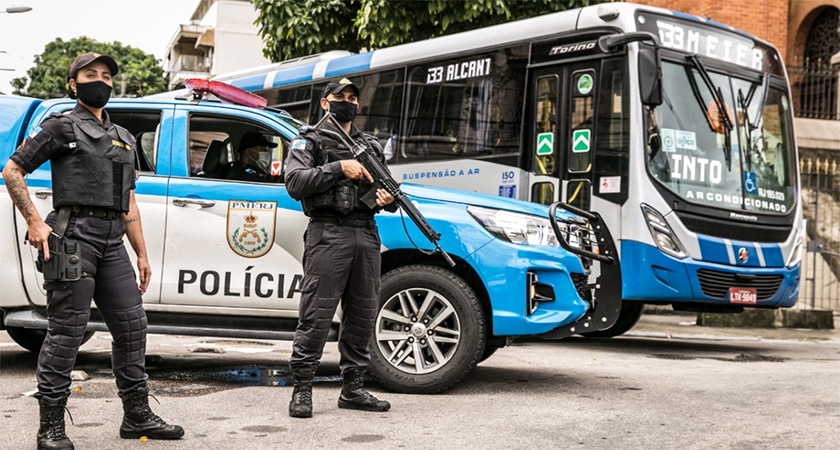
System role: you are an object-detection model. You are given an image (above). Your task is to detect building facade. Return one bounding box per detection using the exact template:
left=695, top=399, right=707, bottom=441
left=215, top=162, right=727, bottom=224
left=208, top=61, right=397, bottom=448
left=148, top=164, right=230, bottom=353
left=164, top=0, right=270, bottom=90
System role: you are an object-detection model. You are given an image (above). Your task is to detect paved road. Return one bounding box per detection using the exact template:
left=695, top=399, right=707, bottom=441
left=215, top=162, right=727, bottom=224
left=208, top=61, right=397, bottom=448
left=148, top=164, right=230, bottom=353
left=1, top=313, right=839, bottom=449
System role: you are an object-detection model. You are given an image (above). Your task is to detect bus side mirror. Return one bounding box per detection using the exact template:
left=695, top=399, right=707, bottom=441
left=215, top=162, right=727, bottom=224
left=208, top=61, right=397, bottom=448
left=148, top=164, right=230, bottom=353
left=598, top=32, right=662, bottom=107
left=639, top=46, right=662, bottom=107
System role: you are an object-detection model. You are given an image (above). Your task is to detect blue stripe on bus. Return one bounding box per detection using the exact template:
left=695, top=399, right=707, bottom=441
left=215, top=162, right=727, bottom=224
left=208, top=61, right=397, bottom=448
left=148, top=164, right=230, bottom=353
left=269, top=64, right=319, bottom=88
left=325, top=52, right=374, bottom=77
left=697, top=235, right=784, bottom=268
left=230, top=74, right=269, bottom=92
left=621, top=240, right=799, bottom=307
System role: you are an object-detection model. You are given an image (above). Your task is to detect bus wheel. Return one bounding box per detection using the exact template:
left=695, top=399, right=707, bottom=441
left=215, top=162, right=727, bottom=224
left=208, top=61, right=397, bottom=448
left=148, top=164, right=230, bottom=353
left=369, top=265, right=486, bottom=394
left=579, top=301, right=645, bottom=338
left=6, top=327, right=96, bottom=353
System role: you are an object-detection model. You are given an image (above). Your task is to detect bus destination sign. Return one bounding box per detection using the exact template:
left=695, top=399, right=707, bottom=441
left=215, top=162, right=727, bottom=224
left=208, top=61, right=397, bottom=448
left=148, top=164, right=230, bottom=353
left=636, top=12, right=777, bottom=73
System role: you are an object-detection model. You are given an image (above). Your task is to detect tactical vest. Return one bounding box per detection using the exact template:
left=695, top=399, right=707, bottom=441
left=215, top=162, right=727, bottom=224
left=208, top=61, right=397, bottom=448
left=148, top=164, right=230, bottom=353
left=300, top=127, right=381, bottom=216
left=51, top=113, right=135, bottom=212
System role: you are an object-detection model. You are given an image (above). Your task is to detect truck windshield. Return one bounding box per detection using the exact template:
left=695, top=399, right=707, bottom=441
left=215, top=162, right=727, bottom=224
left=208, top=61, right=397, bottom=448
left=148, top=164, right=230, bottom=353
left=647, top=60, right=795, bottom=215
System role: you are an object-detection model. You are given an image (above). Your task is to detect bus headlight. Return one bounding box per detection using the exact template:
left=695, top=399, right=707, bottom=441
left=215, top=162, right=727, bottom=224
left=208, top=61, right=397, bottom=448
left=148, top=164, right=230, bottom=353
left=467, top=206, right=562, bottom=247
left=642, top=204, right=687, bottom=259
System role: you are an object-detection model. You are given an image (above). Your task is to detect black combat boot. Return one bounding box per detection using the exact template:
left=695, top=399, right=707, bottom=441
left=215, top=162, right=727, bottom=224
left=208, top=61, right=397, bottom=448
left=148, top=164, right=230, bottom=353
left=37, top=395, right=74, bottom=450
left=338, top=368, right=390, bottom=412
left=289, top=368, right=314, bottom=418
left=119, top=385, right=185, bottom=440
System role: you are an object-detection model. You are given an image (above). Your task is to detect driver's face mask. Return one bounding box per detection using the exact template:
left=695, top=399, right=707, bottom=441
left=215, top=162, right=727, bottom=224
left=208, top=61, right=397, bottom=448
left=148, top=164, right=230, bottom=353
left=257, top=151, right=271, bottom=172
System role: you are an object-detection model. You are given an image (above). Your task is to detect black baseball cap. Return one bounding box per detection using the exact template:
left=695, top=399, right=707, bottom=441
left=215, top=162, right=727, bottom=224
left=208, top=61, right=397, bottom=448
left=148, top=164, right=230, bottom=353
left=322, top=78, right=359, bottom=98
left=240, top=132, right=277, bottom=149
left=68, top=52, right=119, bottom=80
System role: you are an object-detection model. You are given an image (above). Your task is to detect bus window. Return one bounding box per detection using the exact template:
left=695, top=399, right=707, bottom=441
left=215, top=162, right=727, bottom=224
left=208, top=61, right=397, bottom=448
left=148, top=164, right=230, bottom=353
left=594, top=58, right=629, bottom=204
left=566, top=179, right=591, bottom=210
left=258, top=85, right=317, bottom=123
left=531, top=182, right=555, bottom=205
left=357, top=69, right=404, bottom=153
left=400, top=47, right=527, bottom=165
left=534, top=75, right=558, bottom=176
left=569, top=70, right=595, bottom=173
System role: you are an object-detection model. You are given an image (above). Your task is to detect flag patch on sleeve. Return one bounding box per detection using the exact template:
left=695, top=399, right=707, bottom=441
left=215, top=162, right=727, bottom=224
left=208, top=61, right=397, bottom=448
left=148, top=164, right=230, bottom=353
left=290, top=139, right=307, bottom=151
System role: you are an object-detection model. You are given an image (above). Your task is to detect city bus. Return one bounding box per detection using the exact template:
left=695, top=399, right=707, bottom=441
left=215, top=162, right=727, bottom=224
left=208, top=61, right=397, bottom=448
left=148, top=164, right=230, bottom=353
left=218, top=2, right=805, bottom=336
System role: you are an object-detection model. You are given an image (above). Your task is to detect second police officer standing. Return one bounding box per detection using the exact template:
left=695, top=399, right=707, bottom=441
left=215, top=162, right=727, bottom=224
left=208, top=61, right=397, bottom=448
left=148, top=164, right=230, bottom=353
left=284, top=78, right=397, bottom=418
left=2, top=53, right=184, bottom=449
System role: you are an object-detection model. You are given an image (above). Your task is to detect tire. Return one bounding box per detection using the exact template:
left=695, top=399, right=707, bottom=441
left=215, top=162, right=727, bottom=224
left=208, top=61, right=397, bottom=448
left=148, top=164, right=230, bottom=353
left=579, top=301, right=645, bottom=338
left=369, top=265, right=486, bottom=394
left=6, top=327, right=96, bottom=353
left=478, top=346, right=499, bottom=363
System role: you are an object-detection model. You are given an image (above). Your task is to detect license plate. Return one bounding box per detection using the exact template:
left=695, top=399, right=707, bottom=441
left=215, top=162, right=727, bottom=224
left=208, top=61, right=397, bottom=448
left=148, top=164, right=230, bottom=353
left=729, top=287, right=757, bottom=304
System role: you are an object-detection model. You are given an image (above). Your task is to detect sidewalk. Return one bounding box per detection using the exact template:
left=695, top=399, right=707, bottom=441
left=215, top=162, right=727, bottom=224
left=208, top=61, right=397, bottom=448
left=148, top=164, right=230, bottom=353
left=628, top=310, right=840, bottom=342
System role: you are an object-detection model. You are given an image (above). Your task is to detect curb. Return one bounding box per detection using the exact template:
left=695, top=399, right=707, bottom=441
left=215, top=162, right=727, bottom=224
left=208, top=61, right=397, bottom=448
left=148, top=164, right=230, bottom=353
left=696, top=308, right=835, bottom=329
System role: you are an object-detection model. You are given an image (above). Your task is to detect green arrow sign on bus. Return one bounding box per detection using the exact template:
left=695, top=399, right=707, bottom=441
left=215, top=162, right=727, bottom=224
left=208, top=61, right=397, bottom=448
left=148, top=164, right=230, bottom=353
left=536, top=132, right=553, bottom=155
left=573, top=129, right=591, bottom=153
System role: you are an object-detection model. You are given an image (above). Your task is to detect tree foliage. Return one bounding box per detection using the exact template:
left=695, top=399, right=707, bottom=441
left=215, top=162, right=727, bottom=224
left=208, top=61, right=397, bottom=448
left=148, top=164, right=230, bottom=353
left=253, top=0, right=602, bottom=62
left=12, top=36, right=168, bottom=99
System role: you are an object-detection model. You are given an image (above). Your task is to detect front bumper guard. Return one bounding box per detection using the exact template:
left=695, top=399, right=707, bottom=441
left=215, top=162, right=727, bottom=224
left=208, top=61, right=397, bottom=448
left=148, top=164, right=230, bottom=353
left=540, top=202, right=623, bottom=339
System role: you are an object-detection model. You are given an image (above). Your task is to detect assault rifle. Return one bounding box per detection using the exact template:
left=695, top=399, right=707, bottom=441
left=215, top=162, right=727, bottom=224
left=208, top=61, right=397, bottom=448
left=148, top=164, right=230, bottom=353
left=312, top=112, right=456, bottom=267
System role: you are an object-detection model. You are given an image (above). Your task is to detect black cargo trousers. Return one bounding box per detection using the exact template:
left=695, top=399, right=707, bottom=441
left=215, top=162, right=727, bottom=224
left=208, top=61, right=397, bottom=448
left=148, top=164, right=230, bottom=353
left=289, top=219, right=381, bottom=374
left=36, top=210, right=148, bottom=399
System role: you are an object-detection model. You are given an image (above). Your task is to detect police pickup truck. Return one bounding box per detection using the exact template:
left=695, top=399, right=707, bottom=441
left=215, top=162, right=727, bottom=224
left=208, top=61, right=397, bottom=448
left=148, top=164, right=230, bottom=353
left=0, top=81, right=621, bottom=394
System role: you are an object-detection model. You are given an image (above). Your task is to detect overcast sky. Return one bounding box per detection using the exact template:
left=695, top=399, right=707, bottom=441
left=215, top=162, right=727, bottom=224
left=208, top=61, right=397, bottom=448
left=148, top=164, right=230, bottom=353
left=0, top=0, right=200, bottom=93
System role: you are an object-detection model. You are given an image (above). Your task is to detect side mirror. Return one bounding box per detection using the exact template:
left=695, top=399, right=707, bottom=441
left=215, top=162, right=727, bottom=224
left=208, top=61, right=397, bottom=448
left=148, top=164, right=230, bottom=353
left=639, top=45, right=662, bottom=106
left=598, top=32, right=663, bottom=107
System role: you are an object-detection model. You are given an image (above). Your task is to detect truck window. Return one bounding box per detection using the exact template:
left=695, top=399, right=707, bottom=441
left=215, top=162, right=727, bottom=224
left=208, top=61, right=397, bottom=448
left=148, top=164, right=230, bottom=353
left=108, top=109, right=163, bottom=174
left=189, top=113, right=288, bottom=182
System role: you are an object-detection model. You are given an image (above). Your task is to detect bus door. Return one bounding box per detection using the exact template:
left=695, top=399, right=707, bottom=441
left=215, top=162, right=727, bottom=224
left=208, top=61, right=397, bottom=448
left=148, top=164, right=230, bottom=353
left=528, top=61, right=599, bottom=211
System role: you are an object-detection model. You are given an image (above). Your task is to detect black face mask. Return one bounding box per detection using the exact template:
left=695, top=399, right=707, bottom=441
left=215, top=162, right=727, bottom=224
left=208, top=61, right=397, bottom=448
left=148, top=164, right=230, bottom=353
left=75, top=80, right=112, bottom=108
left=328, top=100, right=357, bottom=123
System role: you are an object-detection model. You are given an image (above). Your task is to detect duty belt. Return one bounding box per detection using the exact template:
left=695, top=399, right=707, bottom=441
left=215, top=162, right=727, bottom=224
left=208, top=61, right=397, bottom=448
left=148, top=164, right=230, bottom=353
left=310, top=216, right=376, bottom=228
left=71, top=205, right=123, bottom=219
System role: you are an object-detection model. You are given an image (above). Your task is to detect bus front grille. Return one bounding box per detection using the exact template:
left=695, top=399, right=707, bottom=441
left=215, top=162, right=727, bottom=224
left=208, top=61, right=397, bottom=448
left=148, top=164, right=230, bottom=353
left=696, top=269, right=784, bottom=300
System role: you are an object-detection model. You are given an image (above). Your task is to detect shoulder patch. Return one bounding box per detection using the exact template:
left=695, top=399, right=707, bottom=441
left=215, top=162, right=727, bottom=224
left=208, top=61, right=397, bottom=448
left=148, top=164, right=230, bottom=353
left=291, top=139, right=307, bottom=151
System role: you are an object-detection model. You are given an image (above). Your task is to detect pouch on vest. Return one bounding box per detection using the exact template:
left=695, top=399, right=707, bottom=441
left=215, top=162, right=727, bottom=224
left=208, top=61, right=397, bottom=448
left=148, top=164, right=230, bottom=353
left=358, top=180, right=386, bottom=210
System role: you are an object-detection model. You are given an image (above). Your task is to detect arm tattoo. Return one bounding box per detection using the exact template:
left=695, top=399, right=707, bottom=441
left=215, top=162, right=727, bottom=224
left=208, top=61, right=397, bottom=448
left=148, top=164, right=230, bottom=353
left=124, top=215, right=140, bottom=226
left=5, top=166, right=37, bottom=221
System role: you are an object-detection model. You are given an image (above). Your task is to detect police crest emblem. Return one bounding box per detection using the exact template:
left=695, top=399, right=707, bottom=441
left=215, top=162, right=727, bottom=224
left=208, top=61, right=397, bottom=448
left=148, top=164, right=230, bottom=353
left=226, top=200, right=277, bottom=258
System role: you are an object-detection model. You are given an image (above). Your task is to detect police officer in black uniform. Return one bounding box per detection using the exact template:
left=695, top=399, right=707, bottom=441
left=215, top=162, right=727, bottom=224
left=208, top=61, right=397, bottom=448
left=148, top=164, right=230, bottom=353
left=2, top=52, right=184, bottom=450
left=285, top=78, right=397, bottom=419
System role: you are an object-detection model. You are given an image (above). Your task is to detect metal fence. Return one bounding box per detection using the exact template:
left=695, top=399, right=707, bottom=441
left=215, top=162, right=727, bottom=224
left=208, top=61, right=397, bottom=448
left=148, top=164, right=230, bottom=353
left=788, top=64, right=840, bottom=120
left=799, top=157, right=840, bottom=311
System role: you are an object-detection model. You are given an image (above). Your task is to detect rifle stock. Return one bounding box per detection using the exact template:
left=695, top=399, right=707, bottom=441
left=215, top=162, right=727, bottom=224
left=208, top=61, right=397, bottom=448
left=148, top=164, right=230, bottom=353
left=312, top=113, right=456, bottom=267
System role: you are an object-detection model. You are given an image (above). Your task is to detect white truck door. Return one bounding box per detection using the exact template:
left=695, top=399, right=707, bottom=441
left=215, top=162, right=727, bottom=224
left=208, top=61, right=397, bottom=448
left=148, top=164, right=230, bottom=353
left=158, top=106, right=307, bottom=312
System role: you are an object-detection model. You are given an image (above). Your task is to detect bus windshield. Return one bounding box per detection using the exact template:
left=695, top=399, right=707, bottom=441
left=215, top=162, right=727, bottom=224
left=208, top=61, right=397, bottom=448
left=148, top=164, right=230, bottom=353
left=647, top=60, right=795, bottom=215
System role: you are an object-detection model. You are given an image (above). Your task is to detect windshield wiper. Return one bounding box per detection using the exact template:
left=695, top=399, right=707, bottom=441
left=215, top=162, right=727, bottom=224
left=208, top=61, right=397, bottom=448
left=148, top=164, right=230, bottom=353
left=685, top=55, right=733, bottom=169
left=737, top=88, right=753, bottom=171
left=737, top=74, right=769, bottom=172
left=739, top=73, right=769, bottom=130
left=687, top=55, right=733, bottom=133
left=752, top=74, right=769, bottom=129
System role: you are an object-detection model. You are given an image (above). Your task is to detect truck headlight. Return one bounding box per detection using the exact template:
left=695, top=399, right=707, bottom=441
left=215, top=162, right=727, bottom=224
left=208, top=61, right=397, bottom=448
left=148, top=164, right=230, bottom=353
left=467, top=206, right=562, bottom=247
left=642, top=204, right=686, bottom=259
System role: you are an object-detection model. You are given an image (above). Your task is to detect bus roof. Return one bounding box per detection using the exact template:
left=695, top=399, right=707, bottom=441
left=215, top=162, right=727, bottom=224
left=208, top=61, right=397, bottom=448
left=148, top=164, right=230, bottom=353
left=217, top=2, right=778, bottom=92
